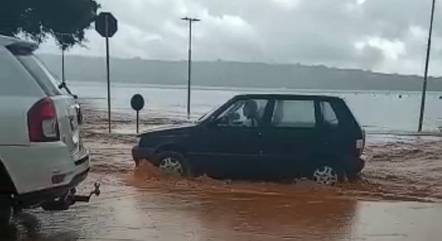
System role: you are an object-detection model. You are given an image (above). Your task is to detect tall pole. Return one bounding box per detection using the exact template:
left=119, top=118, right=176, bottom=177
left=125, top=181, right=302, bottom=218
left=181, top=17, right=200, bottom=119
left=418, top=0, right=436, bottom=132
left=105, top=15, right=112, bottom=133
left=55, top=32, right=68, bottom=85
left=187, top=21, right=192, bottom=119
left=61, top=48, right=65, bottom=84
left=136, top=111, right=139, bottom=134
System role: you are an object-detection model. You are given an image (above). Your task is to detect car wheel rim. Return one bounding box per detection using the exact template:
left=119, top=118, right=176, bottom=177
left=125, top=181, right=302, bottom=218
left=312, top=166, right=338, bottom=185
left=159, top=157, right=184, bottom=176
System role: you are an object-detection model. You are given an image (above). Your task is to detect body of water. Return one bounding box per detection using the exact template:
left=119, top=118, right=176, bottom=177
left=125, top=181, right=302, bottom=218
left=70, top=81, right=442, bottom=133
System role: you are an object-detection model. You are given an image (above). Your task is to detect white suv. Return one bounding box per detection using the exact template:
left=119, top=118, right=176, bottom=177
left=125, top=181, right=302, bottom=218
left=0, top=35, right=90, bottom=224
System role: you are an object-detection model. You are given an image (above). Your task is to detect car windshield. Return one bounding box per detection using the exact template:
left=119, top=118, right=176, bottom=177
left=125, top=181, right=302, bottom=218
left=197, top=104, right=223, bottom=122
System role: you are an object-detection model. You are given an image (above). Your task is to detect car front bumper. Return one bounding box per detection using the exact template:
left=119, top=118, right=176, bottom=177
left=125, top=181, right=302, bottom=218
left=132, top=146, right=156, bottom=166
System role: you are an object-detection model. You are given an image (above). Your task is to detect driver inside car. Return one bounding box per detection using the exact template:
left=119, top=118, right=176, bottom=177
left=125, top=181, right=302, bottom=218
left=242, top=100, right=260, bottom=127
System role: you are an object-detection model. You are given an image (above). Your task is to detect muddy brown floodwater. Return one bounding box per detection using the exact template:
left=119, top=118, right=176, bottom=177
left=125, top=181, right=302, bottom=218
left=2, top=108, right=442, bottom=241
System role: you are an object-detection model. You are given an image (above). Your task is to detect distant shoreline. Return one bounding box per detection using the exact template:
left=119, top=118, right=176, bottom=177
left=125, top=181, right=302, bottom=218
left=69, top=80, right=442, bottom=95
left=39, top=54, right=442, bottom=92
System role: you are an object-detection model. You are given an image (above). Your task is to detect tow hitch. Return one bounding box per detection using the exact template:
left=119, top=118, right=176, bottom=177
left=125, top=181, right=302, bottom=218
left=74, top=183, right=101, bottom=202
left=41, top=183, right=101, bottom=211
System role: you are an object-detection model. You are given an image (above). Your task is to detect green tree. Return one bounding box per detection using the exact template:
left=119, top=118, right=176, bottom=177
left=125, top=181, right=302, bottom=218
left=0, top=0, right=100, bottom=49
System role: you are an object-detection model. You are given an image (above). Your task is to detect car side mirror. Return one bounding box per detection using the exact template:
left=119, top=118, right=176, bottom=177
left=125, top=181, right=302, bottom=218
left=208, top=116, right=228, bottom=128
left=208, top=113, right=240, bottom=128
left=206, top=118, right=220, bottom=128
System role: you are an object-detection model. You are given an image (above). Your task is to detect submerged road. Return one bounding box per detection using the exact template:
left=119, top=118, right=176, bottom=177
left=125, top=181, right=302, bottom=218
left=1, top=171, right=440, bottom=241
left=3, top=110, right=441, bottom=241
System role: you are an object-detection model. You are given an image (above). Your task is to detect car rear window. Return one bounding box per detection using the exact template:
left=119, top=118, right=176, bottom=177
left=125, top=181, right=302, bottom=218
left=320, top=101, right=339, bottom=127
left=8, top=45, right=63, bottom=96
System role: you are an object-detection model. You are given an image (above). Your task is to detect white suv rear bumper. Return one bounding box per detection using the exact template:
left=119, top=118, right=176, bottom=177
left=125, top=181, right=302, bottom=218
left=0, top=142, right=90, bottom=206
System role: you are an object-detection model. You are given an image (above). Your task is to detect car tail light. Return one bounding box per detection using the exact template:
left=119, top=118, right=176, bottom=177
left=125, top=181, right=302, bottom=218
left=28, top=97, right=60, bottom=142
left=356, top=139, right=364, bottom=149
left=355, top=129, right=366, bottom=156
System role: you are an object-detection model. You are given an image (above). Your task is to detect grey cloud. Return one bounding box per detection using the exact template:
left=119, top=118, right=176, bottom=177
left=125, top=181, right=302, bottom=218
left=37, top=0, right=442, bottom=76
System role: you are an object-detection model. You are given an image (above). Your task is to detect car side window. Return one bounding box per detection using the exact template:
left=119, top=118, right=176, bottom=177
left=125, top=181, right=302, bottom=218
left=216, top=99, right=268, bottom=128
left=271, top=100, right=316, bottom=128
left=320, top=101, right=339, bottom=127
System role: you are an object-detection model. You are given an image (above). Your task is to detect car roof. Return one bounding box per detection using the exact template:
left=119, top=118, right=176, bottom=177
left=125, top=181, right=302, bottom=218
left=0, top=34, right=37, bottom=50
left=234, top=93, right=343, bottom=101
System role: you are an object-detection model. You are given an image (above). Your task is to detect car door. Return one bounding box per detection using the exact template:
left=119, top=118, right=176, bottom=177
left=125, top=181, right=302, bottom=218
left=192, top=98, right=269, bottom=179
left=261, top=97, right=321, bottom=179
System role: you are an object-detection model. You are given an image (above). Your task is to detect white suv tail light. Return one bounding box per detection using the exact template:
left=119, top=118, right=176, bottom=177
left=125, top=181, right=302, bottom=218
left=28, top=97, right=60, bottom=142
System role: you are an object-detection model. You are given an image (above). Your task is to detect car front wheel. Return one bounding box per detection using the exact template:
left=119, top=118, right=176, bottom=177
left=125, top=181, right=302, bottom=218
left=311, top=165, right=343, bottom=186
left=157, top=152, right=191, bottom=177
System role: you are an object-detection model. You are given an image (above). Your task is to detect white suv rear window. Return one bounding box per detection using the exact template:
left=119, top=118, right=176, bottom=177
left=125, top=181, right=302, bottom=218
left=15, top=55, right=63, bottom=96
left=8, top=44, right=64, bottom=96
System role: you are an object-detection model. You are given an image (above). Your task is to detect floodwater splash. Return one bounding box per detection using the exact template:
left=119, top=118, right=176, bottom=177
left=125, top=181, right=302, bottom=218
left=83, top=108, right=442, bottom=203
left=128, top=160, right=341, bottom=199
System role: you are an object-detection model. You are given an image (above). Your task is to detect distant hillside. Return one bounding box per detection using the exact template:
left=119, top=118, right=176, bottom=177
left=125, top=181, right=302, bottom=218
left=38, top=54, right=442, bottom=91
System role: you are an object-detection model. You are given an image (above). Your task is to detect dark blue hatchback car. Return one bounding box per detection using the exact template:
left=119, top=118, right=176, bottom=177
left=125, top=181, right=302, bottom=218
left=132, top=94, right=365, bottom=185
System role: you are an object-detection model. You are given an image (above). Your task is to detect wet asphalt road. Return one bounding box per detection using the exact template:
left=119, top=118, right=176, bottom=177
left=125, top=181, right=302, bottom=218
left=1, top=171, right=441, bottom=241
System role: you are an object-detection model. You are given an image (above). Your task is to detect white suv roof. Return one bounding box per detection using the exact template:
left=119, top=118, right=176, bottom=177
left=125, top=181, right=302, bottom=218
left=0, top=34, right=37, bottom=49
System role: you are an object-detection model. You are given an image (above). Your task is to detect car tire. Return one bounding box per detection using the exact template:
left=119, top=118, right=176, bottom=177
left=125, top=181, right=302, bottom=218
left=346, top=172, right=361, bottom=182
left=0, top=205, right=12, bottom=226
left=311, top=164, right=345, bottom=186
left=157, top=152, right=192, bottom=177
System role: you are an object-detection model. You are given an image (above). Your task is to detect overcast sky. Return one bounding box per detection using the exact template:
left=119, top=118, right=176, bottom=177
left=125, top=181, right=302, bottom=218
left=37, top=0, right=442, bottom=76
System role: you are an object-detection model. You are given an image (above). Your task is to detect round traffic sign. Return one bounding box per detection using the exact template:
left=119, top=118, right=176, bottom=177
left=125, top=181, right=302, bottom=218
left=131, top=94, right=145, bottom=111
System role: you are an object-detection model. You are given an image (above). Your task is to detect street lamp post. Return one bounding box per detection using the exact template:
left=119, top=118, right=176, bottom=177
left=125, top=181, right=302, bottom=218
left=61, top=46, right=66, bottom=84
left=181, top=17, right=201, bottom=119
left=418, top=0, right=437, bottom=132
left=54, top=32, right=70, bottom=85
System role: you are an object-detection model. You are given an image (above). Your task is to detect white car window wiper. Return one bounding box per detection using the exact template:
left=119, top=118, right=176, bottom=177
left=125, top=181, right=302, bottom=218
left=58, top=82, right=78, bottom=99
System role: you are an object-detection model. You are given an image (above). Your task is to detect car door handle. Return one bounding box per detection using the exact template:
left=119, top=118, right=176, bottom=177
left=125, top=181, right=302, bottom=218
left=258, top=132, right=263, bottom=137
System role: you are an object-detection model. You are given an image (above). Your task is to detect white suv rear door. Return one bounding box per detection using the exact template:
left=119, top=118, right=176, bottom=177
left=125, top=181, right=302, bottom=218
left=13, top=50, right=82, bottom=156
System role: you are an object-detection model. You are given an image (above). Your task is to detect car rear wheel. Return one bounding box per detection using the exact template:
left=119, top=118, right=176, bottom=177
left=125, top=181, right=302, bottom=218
left=157, top=152, right=191, bottom=177
left=0, top=205, right=12, bottom=226
left=311, top=165, right=343, bottom=186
